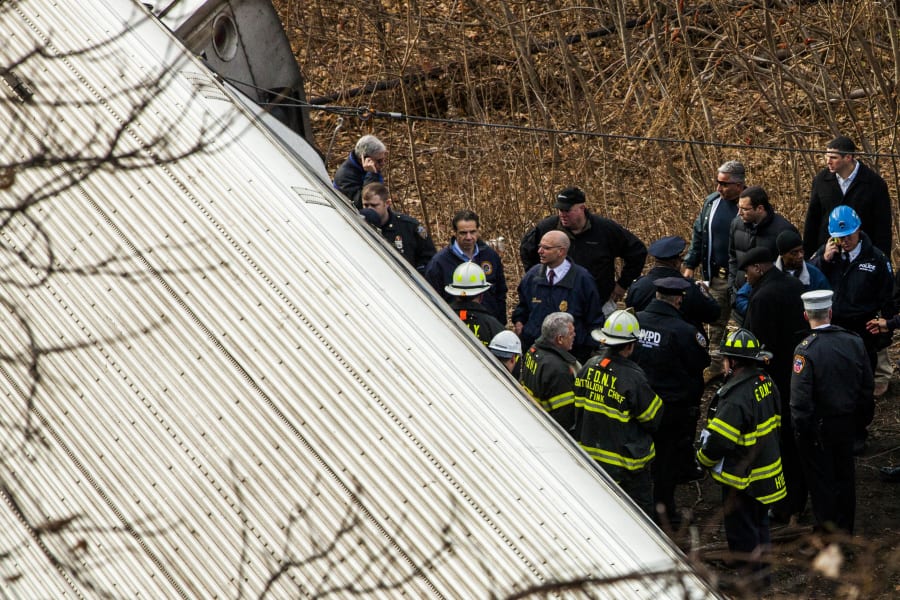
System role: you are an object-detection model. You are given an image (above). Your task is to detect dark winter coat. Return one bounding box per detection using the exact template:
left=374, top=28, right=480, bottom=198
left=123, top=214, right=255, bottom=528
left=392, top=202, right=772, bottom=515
left=803, top=161, right=892, bottom=257
left=424, top=240, right=507, bottom=323
left=332, top=151, right=384, bottom=209
left=728, top=209, right=798, bottom=291
left=520, top=212, right=647, bottom=304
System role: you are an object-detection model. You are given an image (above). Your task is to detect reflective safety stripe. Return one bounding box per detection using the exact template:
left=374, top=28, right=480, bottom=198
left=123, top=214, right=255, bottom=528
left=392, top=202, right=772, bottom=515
left=547, top=391, right=574, bottom=410
left=710, top=457, right=783, bottom=491
left=697, top=448, right=719, bottom=468
left=581, top=443, right=655, bottom=471
left=636, top=394, right=663, bottom=423
left=525, top=387, right=574, bottom=412
left=574, top=394, right=632, bottom=423
left=757, top=486, right=788, bottom=505
left=522, top=385, right=543, bottom=408
left=708, top=414, right=781, bottom=447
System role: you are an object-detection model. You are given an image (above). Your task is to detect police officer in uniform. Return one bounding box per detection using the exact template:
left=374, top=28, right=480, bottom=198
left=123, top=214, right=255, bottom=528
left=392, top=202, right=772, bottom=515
left=361, top=182, right=436, bottom=274
left=573, top=310, right=664, bottom=517
left=811, top=205, right=893, bottom=453
left=791, top=290, right=873, bottom=534
left=633, top=277, right=710, bottom=528
left=697, top=329, right=785, bottom=588
left=520, top=312, right=580, bottom=435
left=626, top=236, right=720, bottom=336
left=445, top=262, right=504, bottom=346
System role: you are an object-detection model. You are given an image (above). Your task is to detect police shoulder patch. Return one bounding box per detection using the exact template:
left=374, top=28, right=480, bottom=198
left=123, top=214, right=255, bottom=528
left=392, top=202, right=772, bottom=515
left=695, top=331, right=708, bottom=349
left=481, top=261, right=493, bottom=276
left=793, top=354, right=806, bottom=374
left=416, top=224, right=428, bottom=239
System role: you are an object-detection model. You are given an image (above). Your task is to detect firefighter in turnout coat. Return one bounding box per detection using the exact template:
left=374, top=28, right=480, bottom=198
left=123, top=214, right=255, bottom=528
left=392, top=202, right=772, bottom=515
left=574, top=310, right=664, bottom=517
left=698, top=329, right=785, bottom=586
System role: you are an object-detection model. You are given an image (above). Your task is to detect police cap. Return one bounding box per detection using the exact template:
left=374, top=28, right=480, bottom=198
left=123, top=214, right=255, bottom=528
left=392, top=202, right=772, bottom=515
left=653, top=276, right=691, bottom=295
left=648, top=235, right=686, bottom=259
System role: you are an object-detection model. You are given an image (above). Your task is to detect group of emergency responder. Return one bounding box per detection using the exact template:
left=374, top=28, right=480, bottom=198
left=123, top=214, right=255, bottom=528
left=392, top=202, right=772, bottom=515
left=334, top=134, right=899, bottom=590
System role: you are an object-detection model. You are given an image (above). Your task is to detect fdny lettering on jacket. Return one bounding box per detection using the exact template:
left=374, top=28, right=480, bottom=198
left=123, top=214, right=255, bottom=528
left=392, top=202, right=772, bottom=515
left=755, top=379, right=773, bottom=403
left=574, top=369, right=624, bottom=403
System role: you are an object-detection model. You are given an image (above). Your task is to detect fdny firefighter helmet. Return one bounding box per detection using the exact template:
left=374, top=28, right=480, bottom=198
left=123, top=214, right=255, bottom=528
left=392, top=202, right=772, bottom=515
left=592, top=309, right=640, bottom=345
left=488, top=330, right=522, bottom=359
left=719, top=328, right=773, bottom=363
left=445, top=262, right=492, bottom=296
left=828, top=205, right=861, bottom=238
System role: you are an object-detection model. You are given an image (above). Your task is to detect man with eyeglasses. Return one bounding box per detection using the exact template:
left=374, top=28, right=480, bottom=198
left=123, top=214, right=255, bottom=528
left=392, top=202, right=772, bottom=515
left=333, top=134, right=388, bottom=209
left=802, top=136, right=892, bottom=259
left=683, top=160, right=746, bottom=383
left=728, top=186, right=798, bottom=299
left=513, top=230, right=603, bottom=363
left=519, top=186, right=646, bottom=318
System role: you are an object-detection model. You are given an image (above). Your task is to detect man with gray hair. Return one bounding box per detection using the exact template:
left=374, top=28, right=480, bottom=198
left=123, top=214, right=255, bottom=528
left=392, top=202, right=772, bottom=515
left=520, top=312, right=580, bottom=435
left=683, top=160, right=746, bottom=383
left=333, top=134, right=387, bottom=209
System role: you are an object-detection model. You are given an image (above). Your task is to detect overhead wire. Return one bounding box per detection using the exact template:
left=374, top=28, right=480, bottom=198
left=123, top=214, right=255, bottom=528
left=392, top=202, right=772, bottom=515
left=222, top=75, right=900, bottom=161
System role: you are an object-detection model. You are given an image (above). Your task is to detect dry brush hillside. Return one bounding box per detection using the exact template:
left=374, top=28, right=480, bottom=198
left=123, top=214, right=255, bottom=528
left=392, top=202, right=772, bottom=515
left=278, top=0, right=900, bottom=270
left=275, top=1, right=900, bottom=597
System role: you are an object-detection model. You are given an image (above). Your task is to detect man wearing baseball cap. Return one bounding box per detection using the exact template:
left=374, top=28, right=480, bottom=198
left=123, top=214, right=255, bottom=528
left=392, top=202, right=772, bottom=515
left=520, top=186, right=647, bottom=315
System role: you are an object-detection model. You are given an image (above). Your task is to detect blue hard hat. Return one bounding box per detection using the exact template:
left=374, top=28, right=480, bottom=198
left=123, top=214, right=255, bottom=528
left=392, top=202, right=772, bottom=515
left=828, top=205, right=861, bottom=238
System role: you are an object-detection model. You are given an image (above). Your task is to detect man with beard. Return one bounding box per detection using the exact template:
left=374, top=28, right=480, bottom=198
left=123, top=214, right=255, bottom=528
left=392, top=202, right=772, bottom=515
left=728, top=186, right=798, bottom=298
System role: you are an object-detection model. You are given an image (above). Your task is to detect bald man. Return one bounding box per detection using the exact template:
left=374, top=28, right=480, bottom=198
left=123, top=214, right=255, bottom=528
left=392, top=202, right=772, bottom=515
left=513, top=230, right=604, bottom=362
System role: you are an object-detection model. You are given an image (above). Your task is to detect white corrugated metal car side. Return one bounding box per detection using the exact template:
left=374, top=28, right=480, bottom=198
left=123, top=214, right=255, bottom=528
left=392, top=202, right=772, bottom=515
left=0, top=1, right=717, bottom=598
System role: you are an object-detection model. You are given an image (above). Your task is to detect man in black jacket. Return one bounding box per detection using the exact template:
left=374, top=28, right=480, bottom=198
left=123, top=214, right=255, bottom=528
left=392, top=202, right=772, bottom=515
left=791, top=290, right=873, bottom=534
left=741, top=247, right=809, bottom=523
left=811, top=206, right=893, bottom=454
left=444, top=262, right=504, bottom=346
left=361, top=183, right=435, bottom=274
left=634, top=277, right=710, bottom=529
left=728, top=186, right=798, bottom=294
left=626, top=235, right=720, bottom=336
left=333, top=134, right=386, bottom=209
left=803, top=135, right=892, bottom=258
left=520, top=312, right=579, bottom=436
left=520, top=186, right=646, bottom=314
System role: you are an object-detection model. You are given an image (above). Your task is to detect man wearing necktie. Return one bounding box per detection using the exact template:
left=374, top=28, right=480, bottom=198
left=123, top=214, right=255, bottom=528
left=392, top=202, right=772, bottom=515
left=811, top=206, right=894, bottom=454
left=513, top=230, right=604, bottom=363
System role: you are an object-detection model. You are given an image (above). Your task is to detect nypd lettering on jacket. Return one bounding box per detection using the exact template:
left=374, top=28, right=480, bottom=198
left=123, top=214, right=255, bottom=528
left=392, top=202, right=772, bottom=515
left=638, top=328, right=661, bottom=347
